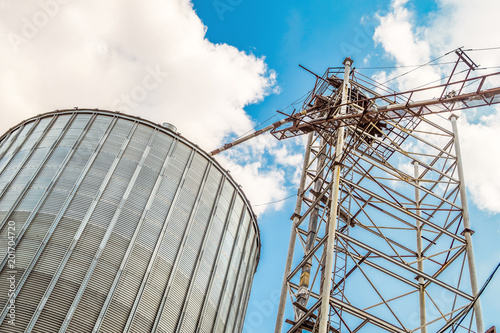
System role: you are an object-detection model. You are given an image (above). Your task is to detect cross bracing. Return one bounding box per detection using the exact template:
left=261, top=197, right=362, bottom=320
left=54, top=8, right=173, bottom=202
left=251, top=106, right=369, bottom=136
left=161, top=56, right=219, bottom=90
left=210, top=49, right=500, bottom=333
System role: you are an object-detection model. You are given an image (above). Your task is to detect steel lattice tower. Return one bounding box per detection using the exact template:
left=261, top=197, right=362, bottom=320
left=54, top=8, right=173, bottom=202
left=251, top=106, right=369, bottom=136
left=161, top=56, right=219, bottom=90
left=274, top=56, right=487, bottom=333
left=210, top=49, right=500, bottom=333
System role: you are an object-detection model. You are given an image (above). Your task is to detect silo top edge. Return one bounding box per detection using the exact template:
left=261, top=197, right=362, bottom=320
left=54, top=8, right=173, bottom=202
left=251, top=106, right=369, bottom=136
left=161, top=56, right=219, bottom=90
left=0, top=108, right=261, bottom=265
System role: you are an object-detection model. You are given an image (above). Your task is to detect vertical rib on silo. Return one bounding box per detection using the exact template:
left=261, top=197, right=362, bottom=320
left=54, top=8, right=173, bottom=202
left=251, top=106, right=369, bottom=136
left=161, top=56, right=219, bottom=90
left=0, top=109, right=260, bottom=333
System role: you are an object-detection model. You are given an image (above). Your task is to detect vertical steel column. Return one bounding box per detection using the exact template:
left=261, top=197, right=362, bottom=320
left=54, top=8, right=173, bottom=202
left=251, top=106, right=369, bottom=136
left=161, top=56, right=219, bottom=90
left=449, top=114, right=484, bottom=333
left=318, top=57, right=352, bottom=333
left=275, top=132, right=314, bottom=333
left=413, top=161, right=427, bottom=333
left=296, top=137, right=326, bottom=311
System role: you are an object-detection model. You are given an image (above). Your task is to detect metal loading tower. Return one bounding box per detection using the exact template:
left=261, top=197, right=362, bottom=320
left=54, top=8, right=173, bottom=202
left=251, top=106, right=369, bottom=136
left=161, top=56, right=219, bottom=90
left=272, top=53, right=500, bottom=333
left=0, top=109, right=260, bottom=333
left=211, top=49, right=500, bottom=333
left=273, top=58, right=483, bottom=332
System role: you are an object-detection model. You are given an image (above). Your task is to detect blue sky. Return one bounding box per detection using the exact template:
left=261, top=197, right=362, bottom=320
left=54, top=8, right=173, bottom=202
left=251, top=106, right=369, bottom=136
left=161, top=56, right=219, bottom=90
left=1, top=0, right=499, bottom=331
left=190, top=0, right=500, bottom=332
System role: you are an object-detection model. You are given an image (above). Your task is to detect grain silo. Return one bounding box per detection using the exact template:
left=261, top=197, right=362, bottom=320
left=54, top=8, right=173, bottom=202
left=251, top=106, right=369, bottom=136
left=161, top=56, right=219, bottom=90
left=0, top=109, right=260, bottom=332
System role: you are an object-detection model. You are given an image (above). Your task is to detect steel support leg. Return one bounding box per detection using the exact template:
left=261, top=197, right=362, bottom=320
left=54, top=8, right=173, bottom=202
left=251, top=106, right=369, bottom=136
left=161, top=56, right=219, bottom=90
left=414, top=161, right=427, bottom=333
left=450, top=114, right=484, bottom=333
left=275, top=132, right=314, bottom=333
left=318, top=57, right=353, bottom=333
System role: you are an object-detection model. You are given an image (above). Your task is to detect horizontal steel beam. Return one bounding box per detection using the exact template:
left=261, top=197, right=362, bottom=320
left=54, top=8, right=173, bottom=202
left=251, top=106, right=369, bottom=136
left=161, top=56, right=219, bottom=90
left=329, top=296, right=407, bottom=333
left=337, top=233, right=473, bottom=301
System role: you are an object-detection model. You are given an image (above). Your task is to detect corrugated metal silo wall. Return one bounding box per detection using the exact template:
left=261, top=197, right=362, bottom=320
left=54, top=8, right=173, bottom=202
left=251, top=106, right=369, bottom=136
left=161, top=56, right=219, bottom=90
left=0, top=110, right=260, bottom=333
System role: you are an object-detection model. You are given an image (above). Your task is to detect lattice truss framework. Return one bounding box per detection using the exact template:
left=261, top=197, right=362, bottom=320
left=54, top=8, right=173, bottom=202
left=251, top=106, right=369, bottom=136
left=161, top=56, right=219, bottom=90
left=208, top=50, right=500, bottom=333
left=280, top=56, right=487, bottom=333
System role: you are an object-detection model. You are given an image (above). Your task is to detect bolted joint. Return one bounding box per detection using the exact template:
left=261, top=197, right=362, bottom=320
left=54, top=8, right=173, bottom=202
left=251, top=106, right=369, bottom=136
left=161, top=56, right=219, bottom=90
left=343, top=57, right=353, bottom=66
left=461, top=228, right=475, bottom=236
left=414, top=274, right=426, bottom=284
left=296, top=285, right=309, bottom=299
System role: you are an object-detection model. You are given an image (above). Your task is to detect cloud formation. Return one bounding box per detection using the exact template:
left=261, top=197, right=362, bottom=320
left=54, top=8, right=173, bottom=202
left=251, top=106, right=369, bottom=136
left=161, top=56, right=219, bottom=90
left=217, top=132, right=304, bottom=215
left=0, top=0, right=286, bottom=215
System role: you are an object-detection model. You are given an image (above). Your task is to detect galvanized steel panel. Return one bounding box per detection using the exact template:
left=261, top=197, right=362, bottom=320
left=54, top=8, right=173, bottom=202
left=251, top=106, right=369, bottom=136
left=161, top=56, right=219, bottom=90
left=0, top=109, right=260, bottom=333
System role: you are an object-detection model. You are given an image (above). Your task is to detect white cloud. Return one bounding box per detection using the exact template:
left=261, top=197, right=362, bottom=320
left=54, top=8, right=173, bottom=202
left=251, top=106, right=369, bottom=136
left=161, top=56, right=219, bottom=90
left=0, top=0, right=275, bottom=151
left=425, top=0, right=500, bottom=60
left=215, top=132, right=305, bottom=216
left=455, top=110, right=500, bottom=213
left=217, top=157, right=287, bottom=216
left=373, top=0, right=440, bottom=95
left=0, top=0, right=291, bottom=215
left=374, top=1, right=429, bottom=67
left=270, top=140, right=304, bottom=185
left=372, top=0, right=500, bottom=214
